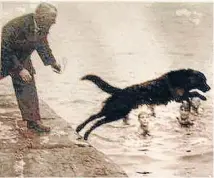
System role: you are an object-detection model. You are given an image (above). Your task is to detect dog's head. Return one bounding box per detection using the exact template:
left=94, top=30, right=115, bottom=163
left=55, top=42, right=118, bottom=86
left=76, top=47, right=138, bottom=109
left=186, top=69, right=211, bottom=92
left=169, top=69, right=211, bottom=93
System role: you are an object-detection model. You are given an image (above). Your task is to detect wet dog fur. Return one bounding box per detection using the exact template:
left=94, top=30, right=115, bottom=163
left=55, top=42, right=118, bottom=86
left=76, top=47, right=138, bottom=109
left=76, top=69, right=210, bottom=140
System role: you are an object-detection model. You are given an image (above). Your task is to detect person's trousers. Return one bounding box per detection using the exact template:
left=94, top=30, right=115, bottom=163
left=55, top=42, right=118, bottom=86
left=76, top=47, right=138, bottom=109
left=11, top=59, right=41, bottom=122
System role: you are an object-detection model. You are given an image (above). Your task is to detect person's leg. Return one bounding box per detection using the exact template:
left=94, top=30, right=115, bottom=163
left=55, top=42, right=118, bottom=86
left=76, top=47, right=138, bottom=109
left=12, top=74, right=39, bottom=120
left=11, top=74, right=50, bottom=133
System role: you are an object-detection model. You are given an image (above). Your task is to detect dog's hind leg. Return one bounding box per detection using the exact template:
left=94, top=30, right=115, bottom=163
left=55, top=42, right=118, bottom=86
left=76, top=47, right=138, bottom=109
left=76, top=112, right=103, bottom=133
left=83, top=117, right=118, bottom=140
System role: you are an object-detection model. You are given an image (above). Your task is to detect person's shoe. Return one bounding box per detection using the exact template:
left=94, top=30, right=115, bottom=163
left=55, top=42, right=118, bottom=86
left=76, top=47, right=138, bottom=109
left=27, top=120, right=51, bottom=133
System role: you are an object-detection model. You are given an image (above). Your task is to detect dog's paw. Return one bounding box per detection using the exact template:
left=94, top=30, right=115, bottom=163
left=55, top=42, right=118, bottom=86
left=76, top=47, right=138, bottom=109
left=199, top=95, right=207, bottom=101
left=75, top=126, right=82, bottom=133
left=83, top=133, right=89, bottom=141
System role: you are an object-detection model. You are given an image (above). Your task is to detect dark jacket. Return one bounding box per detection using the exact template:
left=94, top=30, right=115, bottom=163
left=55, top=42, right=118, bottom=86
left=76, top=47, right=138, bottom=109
left=1, top=13, right=56, bottom=77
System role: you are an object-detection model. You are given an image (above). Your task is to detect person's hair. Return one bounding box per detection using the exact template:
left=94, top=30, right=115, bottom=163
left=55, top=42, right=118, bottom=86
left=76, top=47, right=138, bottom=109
left=35, top=2, right=57, bottom=16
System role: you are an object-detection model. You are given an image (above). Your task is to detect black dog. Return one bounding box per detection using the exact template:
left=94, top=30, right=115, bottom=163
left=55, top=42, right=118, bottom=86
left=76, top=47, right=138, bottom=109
left=76, top=69, right=210, bottom=140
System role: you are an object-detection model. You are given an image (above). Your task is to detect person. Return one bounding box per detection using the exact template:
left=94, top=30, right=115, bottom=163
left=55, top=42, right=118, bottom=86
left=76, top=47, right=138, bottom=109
left=1, top=2, right=61, bottom=133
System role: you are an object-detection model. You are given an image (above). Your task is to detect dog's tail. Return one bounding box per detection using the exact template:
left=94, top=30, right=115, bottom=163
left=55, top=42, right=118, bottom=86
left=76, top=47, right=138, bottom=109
left=81, top=74, right=122, bottom=94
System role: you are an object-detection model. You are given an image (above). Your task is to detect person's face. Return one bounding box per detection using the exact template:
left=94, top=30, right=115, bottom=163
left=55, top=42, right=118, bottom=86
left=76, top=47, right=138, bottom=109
left=46, top=12, right=57, bottom=25
left=37, top=12, right=57, bottom=27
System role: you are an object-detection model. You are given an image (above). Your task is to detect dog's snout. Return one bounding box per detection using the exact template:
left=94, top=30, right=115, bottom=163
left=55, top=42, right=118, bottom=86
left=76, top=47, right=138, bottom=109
left=200, top=82, right=211, bottom=92
left=204, top=83, right=211, bottom=91
left=207, top=85, right=211, bottom=91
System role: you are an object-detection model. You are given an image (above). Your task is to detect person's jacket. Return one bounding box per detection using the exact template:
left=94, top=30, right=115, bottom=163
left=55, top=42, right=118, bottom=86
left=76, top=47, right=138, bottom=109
left=1, top=13, right=56, bottom=77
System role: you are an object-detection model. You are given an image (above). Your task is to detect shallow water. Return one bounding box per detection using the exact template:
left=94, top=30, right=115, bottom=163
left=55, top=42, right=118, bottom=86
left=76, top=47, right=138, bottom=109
left=1, top=2, right=213, bottom=177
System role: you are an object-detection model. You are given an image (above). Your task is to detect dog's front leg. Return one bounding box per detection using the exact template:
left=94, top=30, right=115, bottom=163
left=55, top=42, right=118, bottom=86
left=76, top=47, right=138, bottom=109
left=188, top=91, right=207, bottom=101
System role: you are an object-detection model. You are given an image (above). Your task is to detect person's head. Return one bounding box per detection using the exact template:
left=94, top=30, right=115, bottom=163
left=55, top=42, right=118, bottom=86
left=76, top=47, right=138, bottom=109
left=35, top=2, right=57, bottom=27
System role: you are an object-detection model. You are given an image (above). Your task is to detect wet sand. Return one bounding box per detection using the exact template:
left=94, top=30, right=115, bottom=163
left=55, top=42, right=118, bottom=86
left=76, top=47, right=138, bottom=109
left=1, top=2, right=213, bottom=177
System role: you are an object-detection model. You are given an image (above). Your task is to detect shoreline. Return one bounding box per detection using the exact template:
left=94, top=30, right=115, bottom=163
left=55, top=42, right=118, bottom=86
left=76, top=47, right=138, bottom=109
left=0, top=78, right=127, bottom=177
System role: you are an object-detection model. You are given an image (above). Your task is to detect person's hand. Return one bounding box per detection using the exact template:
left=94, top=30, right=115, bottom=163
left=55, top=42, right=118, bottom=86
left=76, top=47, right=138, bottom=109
left=51, top=62, right=61, bottom=74
left=19, top=68, right=32, bottom=83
